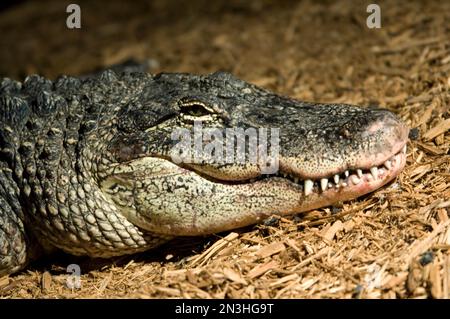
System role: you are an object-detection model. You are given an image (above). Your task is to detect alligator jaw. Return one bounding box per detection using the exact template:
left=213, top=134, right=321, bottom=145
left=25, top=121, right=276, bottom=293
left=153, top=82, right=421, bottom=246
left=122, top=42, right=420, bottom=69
left=103, top=145, right=407, bottom=236
left=255, top=144, right=407, bottom=207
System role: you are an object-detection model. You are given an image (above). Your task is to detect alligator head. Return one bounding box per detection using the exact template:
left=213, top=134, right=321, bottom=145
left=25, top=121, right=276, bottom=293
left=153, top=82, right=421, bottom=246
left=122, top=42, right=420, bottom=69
left=92, top=71, right=408, bottom=236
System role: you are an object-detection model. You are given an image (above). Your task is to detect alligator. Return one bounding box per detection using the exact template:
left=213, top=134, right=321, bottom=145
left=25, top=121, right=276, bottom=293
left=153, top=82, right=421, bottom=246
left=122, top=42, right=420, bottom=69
left=0, top=70, right=409, bottom=276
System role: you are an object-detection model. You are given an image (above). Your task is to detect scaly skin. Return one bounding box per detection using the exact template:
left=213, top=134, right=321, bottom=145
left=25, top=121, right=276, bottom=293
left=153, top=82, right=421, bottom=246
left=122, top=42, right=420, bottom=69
left=0, top=71, right=408, bottom=276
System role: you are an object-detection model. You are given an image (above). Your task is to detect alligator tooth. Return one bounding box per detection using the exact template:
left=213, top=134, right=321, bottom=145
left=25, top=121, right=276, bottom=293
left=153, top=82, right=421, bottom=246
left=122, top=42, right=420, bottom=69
left=342, top=182, right=348, bottom=187
left=304, top=179, right=314, bottom=196
left=370, top=167, right=378, bottom=179
left=294, top=177, right=299, bottom=184
left=379, top=168, right=385, bottom=175
left=384, top=160, right=392, bottom=170
left=344, top=170, right=349, bottom=178
left=351, top=175, right=360, bottom=185
left=402, top=145, right=407, bottom=154
left=328, top=182, right=333, bottom=188
left=357, top=169, right=363, bottom=178
left=320, top=178, right=328, bottom=191
left=334, top=174, right=339, bottom=184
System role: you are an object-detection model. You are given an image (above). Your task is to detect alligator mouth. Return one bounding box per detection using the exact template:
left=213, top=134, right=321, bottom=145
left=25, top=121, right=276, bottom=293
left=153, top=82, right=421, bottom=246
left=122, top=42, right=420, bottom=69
left=251, top=144, right=407, bottom=202
left=105, top=140, right=408, bottom=236
left=186, top=141, right=407, bottom=201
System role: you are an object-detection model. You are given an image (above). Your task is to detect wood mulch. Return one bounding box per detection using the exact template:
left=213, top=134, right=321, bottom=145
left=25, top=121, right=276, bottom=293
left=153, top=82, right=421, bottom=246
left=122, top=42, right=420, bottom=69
left=0, top=0, right=449, bottom=299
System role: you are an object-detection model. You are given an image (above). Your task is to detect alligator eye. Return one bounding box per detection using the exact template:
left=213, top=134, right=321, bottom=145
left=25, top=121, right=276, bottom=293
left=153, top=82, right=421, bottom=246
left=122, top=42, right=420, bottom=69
left=178, top=99, right=215, bottom=117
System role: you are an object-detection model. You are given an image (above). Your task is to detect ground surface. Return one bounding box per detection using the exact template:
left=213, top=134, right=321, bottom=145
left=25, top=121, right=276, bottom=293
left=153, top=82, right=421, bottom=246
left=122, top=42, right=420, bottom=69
left=0, top=0, right=449, bottom=299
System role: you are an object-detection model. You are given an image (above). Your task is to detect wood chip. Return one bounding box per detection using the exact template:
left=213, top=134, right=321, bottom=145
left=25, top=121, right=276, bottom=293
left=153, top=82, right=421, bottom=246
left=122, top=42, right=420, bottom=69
left=416, top=141, right=445, bottom=155
left=0, top=276, right=9, bottom=289
left=41, top=271, right=52, bottom=292
left=407, top=260, right=424, bottom=294
left=383, top=272, right=408, bottom=289
left=269, top=274, right=299, bottom=287
left=407, top=219, right=450, bottom=263
left=183, top=283, right=213, bottom=298
left=285, top=238, right=302, bottom=254
left=291, top=247, right=330, bottom=271
left=418, top=101, right=437, bottom=126
left=223, top=267, right=248, bottom=285
left=185, top=270, right=197, bottom=285
left=343, top=220, right=355, bottom=232
left=437, top=201, right=450, bottom=209
left=322, top=220, right=344, bottom=241
left=274, top=277, right=303, bottom=298
left=437, top=209, right=449, bottom=223
left=97, top=272, right=113, bottom=294
left=247, top=260, right=278, bottom=279
left=154, top=286, right=181, bottom=297
left=190, top=232, right=239, bottom=267
left=256, top=241, right=286, bottom=258
left=164, top=269, right=187, bottom=281
left=417, top=199, right=446, bottom=218
left=407, top=93, right=432, bottom=104
left=409, top=164, right=432, bottom=179
left=298, top=277, right=319, bottom=290
left=371, top=36, right=447, bottom=54
left=444, top=255, right=449, bottom=299
left=422, top=118, right=450, bottom=141
left=429, top=263, right=442, bottom=299
left=303, top=241, right=315, bottom=255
